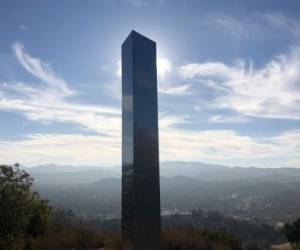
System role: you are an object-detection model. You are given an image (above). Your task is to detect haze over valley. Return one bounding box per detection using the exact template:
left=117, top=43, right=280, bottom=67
left=24, top=161, right=300, bottom=224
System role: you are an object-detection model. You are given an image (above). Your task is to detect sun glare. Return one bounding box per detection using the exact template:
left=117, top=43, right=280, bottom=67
left=157, top=57, right=172, bottom=79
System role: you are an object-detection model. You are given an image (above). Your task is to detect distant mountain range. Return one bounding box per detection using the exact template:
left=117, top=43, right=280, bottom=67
left=26, top=164, right=119, bottom=186
left=24, top=161, right=300, bottom=186
left=26, top=161, right=300, bottom=222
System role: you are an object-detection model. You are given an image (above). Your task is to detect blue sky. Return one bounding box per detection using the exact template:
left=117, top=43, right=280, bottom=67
left=1, top=0, right=300, bottom=167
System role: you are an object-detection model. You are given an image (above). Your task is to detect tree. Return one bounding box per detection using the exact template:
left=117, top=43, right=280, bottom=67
left=0, top=164, right=51, bottom=249
left=283, top=219, right=300, bottom=246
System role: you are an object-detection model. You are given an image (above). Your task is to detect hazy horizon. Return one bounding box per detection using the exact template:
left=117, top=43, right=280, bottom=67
left=21, top=160, right=300, bottom=169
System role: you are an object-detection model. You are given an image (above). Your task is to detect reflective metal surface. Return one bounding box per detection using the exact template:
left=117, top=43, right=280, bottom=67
left=122, top=31, right=161, bottom=250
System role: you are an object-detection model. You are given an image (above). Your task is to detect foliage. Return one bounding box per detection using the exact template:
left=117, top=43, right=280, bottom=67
left=161, top=228, right=242, bottom=250
left=30, top=207, right=120, bottom=249
left=33, top=223, right=243, bottom=250
left=32, top=222, right=106, bottom=249
left=283, top=219, right=300, bottom=246
left=0, top=164, right=51, bottom=250
left=162, top=210, right=283, bottom=247
left=0, top=165, right=277, bottom=249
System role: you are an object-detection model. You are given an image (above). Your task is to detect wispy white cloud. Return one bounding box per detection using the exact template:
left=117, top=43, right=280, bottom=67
left=179, top=47, right=300, bottom=120
left=126, top=0, right=148, bottom=7
left=262, top=12, right=300, bottom=37
left=158, top=83, right=192, bottom=95
left=1, top=39, right=299, bottom=167
left=211, top=12, right=300, bottom=45
left=159, top=115, right=300, bottom=167
left=1, top=42, right=120, bottom=136
left=1, top=116, right=299, bottom=167
left=0, top=133, right=120, bottom=166
left=126, top=0, right=167, bottom=6
left=18, top=25, right=29, bottom=31
left=208, top=115, right=251, bottom=123
left=13, top=42, right=73, bottom=99
left=180, top=61, right=238, bottom=80
left=213, top=15, right=249, bottom=40
left=0, top=42, right=122, bottom=166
